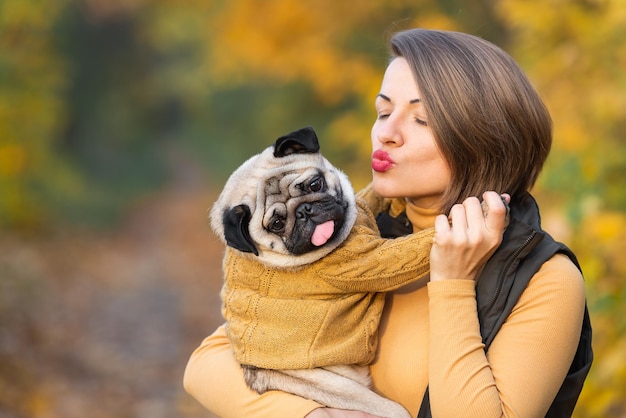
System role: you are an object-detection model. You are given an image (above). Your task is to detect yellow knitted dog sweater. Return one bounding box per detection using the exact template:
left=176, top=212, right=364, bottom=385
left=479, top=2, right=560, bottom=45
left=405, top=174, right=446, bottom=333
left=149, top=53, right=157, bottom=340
left=221, top=198, right=433, bottom=369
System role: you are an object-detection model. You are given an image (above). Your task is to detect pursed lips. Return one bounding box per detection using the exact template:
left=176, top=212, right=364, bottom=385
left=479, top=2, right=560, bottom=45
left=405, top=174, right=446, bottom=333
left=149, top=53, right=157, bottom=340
left=372, top=149, right=395, bottom=172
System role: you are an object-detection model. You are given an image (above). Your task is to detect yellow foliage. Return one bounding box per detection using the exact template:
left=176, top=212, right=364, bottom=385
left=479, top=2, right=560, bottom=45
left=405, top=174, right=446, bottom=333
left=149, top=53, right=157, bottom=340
left=326, top=111, right=374, bottom=189
left=583, top=211, right=626, bottom=243
left=328, top=112, right=373, bottom=159
left=580, top=211, right=626, bottom=281
left=0, top=0, right=69, bottom=228
left=0, top=144, right=26, bottom=176
left=204, top=0, right=384, bottom=104
left=497, top=0, right=626, bottom=152
left=0, top=0, right=63, bottom=27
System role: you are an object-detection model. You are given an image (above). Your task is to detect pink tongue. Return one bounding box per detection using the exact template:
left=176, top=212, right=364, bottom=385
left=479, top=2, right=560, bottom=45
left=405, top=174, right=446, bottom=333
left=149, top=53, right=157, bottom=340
left=311, top=221, right=335, bottom=247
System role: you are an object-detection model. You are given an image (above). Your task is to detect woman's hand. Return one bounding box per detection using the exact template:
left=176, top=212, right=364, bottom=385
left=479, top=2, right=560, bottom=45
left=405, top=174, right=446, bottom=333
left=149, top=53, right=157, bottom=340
left=430, top=191, right=510, bottom=282
left=305, top=407, right=382, bottom=418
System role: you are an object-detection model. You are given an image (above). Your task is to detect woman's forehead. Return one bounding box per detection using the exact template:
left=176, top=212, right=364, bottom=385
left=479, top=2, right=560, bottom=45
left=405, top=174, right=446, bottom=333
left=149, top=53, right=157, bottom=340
left=379, top=57, right=422, bottom=102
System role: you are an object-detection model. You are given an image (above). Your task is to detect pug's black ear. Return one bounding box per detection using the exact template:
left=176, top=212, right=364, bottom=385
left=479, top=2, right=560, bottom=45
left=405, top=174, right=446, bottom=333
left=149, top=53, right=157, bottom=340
left=273, top=126, right=320, bottom=157
left=222, top=205, right=259, bottom=256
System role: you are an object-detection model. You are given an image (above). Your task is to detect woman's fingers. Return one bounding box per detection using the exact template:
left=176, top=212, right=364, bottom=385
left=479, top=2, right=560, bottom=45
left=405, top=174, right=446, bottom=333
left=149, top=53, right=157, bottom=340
left=431, top=192, right=509, bottom=282
left=450, top=200, right=472, bottom=230
left=443, top=196, right=484, bottom=237
left=481, top=192, right=510, bottom=233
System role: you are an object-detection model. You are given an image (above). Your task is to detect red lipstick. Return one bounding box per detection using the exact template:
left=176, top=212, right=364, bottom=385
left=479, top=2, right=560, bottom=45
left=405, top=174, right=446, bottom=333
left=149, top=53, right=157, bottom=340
left=372, top=150, right=394, bottom=172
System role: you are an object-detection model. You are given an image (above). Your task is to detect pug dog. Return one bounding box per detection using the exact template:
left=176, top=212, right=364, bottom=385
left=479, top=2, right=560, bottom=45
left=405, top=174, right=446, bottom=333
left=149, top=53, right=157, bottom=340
left=210, top=126, right=438, bottom=418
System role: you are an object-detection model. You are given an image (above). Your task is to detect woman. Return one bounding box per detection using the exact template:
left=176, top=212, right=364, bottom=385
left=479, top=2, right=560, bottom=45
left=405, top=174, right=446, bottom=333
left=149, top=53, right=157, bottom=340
left=184, top=29, right=591, bottom=417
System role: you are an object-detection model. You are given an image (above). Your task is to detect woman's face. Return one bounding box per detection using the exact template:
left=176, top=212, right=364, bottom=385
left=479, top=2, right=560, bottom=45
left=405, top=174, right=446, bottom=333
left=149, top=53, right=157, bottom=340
left=371, top=57, right=451, bottom=209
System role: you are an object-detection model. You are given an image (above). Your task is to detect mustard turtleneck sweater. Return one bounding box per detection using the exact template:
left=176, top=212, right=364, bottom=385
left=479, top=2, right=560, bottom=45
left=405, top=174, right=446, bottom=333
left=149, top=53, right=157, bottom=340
left=184, top=185, right=586, bottom=418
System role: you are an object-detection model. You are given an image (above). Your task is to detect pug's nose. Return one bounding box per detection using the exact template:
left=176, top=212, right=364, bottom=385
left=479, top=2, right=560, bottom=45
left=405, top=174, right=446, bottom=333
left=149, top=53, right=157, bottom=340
left=296, top=203, right=313, bottom=219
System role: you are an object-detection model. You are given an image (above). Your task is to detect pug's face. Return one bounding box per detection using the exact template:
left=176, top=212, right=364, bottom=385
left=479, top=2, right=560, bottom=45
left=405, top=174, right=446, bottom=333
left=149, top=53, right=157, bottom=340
left=210, top=126, right=357, bottom=268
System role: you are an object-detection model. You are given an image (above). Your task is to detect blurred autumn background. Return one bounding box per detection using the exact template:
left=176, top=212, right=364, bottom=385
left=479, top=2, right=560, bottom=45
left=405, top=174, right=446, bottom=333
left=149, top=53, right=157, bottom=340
left=1, top=0, right=624, bottom=417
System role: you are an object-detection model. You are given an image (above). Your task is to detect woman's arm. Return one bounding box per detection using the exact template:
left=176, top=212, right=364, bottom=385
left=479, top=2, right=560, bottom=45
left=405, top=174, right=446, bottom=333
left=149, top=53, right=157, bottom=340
left=183, top=325, right=322, bottom=417
left=427, top=254, right=585, bottom=417
left=425, top=192, right=585, bottom=416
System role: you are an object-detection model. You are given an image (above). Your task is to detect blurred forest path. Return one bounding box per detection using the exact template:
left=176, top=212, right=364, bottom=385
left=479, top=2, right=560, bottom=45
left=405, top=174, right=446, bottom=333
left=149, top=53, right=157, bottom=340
left=0, top=158, right=222, bottom=418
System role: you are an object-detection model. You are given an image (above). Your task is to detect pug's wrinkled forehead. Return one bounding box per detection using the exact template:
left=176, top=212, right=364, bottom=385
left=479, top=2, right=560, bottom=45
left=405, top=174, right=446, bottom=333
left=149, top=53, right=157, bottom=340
left=264, top=164, right=339, bottom=200
left=259, top=147, right=338, bottom=199
left=265, top=169, right=322, bottom=197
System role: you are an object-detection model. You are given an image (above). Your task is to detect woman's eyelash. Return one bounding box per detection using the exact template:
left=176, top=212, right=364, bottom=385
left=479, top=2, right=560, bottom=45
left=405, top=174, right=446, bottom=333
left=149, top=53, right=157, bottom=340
left=376, top=111, right=427, bottom=125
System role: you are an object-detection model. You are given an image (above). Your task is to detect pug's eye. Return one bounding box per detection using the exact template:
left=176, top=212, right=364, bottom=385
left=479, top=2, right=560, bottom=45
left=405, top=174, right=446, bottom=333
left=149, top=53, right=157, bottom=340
left=308, top=177, right=325, bottom=193
left=268, top=217, right=286, bottom=233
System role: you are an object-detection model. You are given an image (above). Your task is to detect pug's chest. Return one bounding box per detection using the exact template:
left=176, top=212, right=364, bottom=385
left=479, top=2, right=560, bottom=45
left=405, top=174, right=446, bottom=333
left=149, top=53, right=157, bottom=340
left=223, top=251, right=340, bottom=299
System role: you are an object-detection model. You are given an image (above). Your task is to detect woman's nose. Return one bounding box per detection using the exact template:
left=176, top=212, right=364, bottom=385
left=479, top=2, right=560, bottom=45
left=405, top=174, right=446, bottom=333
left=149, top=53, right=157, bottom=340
left=376, top=120, right=403, bottom=146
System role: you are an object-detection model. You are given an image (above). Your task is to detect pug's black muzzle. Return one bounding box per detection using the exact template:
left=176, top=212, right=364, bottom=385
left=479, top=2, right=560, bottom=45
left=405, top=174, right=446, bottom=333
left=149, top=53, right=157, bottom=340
left=285, top=197, right=347, bottom=255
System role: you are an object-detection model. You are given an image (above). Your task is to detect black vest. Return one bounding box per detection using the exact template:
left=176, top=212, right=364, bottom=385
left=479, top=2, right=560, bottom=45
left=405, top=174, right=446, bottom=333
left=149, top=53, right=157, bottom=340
left=377, top=193, right=593, bottom=418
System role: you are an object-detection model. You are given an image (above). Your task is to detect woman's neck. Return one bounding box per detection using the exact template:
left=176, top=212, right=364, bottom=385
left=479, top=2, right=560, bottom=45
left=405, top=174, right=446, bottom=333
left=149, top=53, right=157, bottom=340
left=405, top=199, right=438, bottom=231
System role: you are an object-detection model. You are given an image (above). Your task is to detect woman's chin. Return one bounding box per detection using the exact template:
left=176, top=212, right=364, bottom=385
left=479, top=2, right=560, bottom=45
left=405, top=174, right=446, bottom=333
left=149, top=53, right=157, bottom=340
left=371, top=177, right=401, bottom=198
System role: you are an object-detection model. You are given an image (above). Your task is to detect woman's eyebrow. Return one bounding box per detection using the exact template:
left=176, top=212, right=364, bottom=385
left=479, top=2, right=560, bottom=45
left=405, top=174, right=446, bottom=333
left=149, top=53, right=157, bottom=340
left=376, top=93, right=421, bottom=104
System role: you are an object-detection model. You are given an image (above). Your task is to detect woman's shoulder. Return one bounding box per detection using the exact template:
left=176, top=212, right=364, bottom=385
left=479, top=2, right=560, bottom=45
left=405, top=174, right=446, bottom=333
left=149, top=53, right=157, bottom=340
left=536, top=252, right=584, bottom=285
left=520, top=252, right=586, bottom=309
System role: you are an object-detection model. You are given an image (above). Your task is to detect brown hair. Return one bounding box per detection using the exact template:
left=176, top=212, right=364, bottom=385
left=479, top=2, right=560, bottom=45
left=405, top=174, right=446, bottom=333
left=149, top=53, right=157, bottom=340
left=389, top=29, right=552, bottom=213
